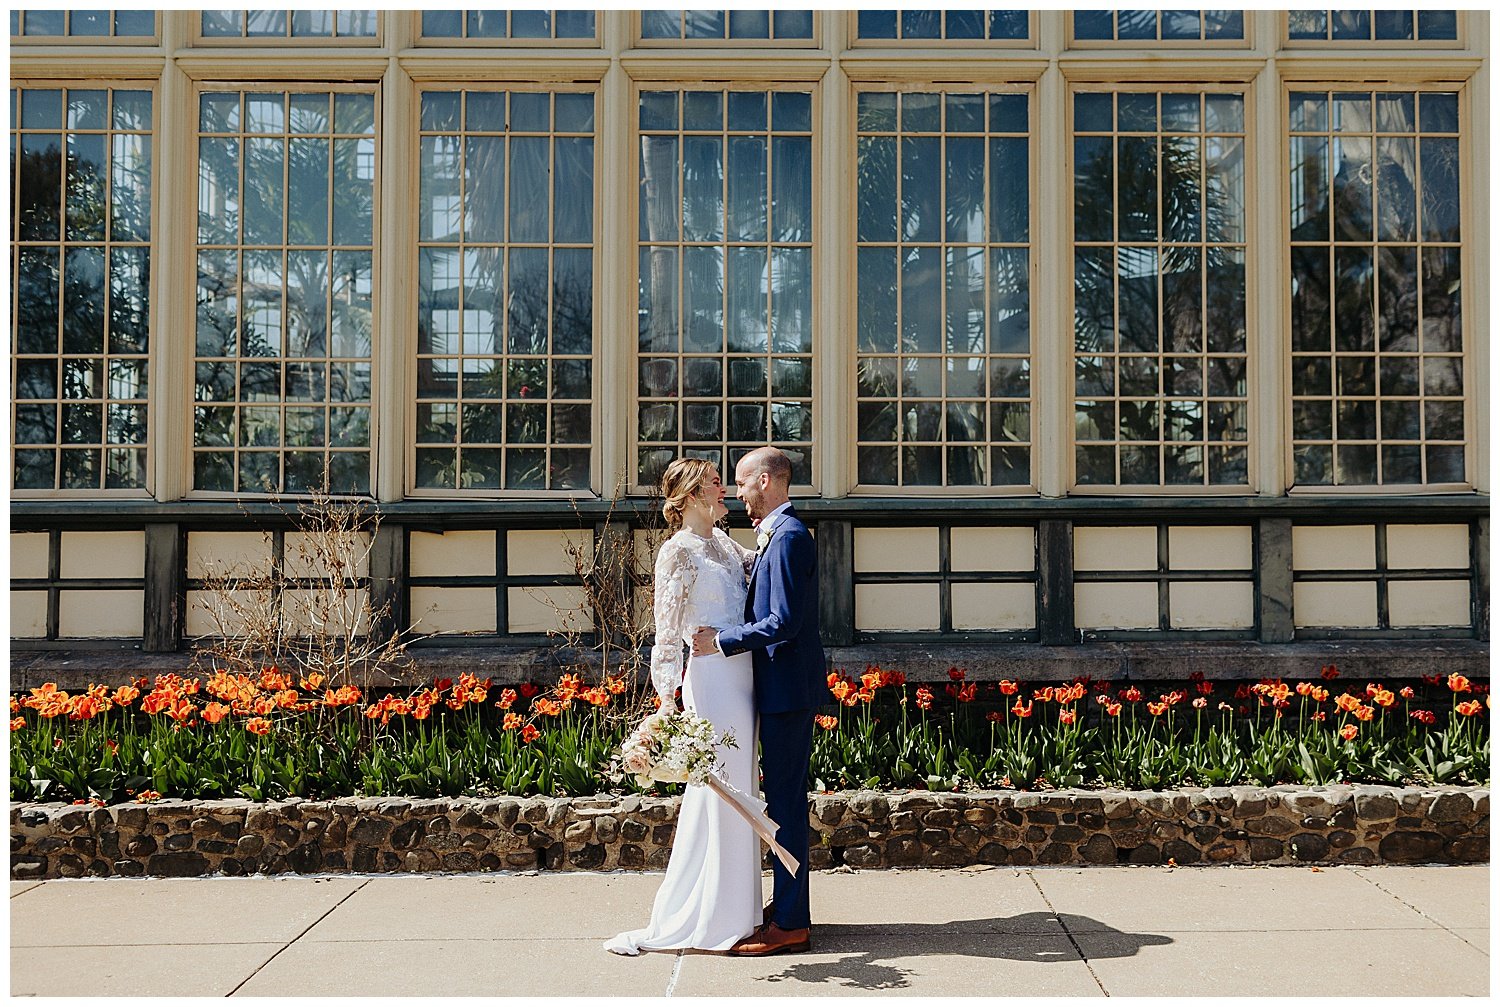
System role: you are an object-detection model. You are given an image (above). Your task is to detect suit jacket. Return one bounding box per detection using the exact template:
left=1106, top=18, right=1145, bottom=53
left=717, top=505, right=834, bottom=714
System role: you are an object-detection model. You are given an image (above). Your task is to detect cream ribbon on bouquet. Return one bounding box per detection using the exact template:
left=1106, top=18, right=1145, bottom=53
left=617, top=711, right=800, bottom=874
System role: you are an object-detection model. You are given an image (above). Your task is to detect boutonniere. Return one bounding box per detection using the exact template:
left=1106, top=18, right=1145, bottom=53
left=755, top=527, right=772, bottom=552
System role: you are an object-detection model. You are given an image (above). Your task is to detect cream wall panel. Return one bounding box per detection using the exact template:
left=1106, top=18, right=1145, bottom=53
left=1293, top=581, right=1379, bottom=628
left=508, top=586, right=592, bottom=635
left=1291, top=526, right=1376, bottom=570
left=410, top=586, right=495, bottom=635
left=1167, top=526, right=1253, bottom=571
left=283, top=532, right=372, bottom=578
left=853, top=527, right=939, bottom=573
left=58, top=590, right=143, bottom=638
left=951, top=583, right=1036, bottom=630
left=1386, top=524, right=1471, bottom=570
left=950, top=527, right=1036, bottom=572
left=60, top=531, right=145, bottom=579
left=187, top=532, right=274, bottom=579
left=1168, top=581, right=1255, bottom=629
left=632, top=529, right=672, bottom=577
left=11, top=592, right=48, bottom=638
left=280, top=589, right=370, bottom=637
left=185, top=589, right=274, bottom=637
left=1074, top=527, right=1157, bottom=572
left=409, top=531, right=496, bottom=578
left=11, top=534, right=50, bottom=579
left=1388, top=580, right=1472, bottom=628
left=855, top=583, right=940, bottom=631
left=508, top=530, right=594, bottom=576
left=1075, top=582, right=1158, bottom=629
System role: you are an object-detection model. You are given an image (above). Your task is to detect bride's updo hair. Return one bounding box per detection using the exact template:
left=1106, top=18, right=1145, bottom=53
left=660, top=457, right=717, bottom=534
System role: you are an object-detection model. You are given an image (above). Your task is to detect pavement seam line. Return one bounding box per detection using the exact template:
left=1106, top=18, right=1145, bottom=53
left=224, top=879, right=370, bottom=997
left=1027, top=871, right=1110, bottom=997
left=1350, top=868, right=1487, bottom=955
left=664, top=950, right=685, bottom=997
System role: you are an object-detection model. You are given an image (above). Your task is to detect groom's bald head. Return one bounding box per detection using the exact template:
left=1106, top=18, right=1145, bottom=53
left=733, top=446, right=792, bottom=522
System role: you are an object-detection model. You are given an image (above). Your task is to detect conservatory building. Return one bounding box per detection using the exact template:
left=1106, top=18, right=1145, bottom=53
left=8, top=10, right=1489, bottom=686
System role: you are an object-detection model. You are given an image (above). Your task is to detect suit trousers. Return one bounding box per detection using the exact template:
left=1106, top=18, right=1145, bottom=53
left=759, top=707, right=815, bottom=930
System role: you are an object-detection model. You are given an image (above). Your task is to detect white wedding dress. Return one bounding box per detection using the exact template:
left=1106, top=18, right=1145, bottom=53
left=603, top=527, right=762, bottom=955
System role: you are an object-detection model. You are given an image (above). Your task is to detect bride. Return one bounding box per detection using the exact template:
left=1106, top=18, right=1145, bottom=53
left=603, top=457, right=762, bottom=956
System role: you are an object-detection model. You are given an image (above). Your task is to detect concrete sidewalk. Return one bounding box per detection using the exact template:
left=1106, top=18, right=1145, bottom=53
left=10, top=865, right=1489, bottom=997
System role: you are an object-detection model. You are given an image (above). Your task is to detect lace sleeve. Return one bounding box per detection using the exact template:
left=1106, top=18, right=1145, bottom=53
left=714, top=527, right=757, bottom=578
left=649, top=536, right=696, bottom=711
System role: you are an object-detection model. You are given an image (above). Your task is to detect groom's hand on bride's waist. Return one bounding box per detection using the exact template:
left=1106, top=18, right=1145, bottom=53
left=691, top=626, right=722, bottom=657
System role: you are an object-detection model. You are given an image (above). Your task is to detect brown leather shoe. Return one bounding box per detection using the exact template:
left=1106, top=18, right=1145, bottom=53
left=729, top=923, right=811, bottom=957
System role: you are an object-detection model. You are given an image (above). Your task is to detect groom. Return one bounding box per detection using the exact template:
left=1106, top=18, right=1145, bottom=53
left=692, top=446, right=832, bottom=956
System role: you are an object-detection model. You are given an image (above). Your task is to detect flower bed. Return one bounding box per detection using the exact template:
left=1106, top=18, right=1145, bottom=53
left=10, top=665, right=1488, bottom=805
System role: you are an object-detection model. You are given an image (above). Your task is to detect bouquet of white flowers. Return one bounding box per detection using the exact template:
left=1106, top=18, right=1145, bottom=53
left=614, top=709, right=799, bottom=874
left=619, top=710, right=733, bottom=788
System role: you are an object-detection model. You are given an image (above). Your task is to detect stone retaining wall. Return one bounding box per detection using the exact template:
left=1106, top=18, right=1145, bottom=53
left=12, top=785, right=1487, bottom=880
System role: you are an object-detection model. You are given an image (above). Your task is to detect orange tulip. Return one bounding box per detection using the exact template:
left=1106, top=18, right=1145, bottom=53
left=1334, top=693, right=1362, bottom=713
left=503, top=711, right=523, bottom=731
left=1011, top=701, right=1032, bottom=719
left=135, top=790, right=162, bottom=803
left=1410, top=709, right=1436, bottom=725
left=412, top=703, right=432, bottom=721
left=997, top=680, right=1018, bottom=696
left=1456, top=700, right=1483, bottom=717
left=1120, top=686, right=1142, bottom=702
left=1059, top=708, right=1076, bottom=726
left=1310, top=710, right=1326, bottom=722
left=520, top=724, right=541, bottom=744
left=947, top=667, right=966, bottom=682
left=915, top=686, right=933, bottom=710
left=1194, top=680, right=1213, bottom=695
left=605, top=676, right=627, bottom=694
left=299, top=672, right=325, bottom=691
left=1310, top=686, right=1329, bottom=703
left=275, top=689, right=300, bottom=709
left=862, top=672, right=881, bottom=691
left=496, top=688, right=518, bottom=710
left=245, top=717, right=271, bottom=736
left=1296, top=681, right=1314, bottom=697
left=1033, top=686, right=1054, bottom=703
left=252, top=696, right=275, bottom=716
left=1147, top=701, right=1167, bottom=716
left=1104, top=701, right=1122, bottom=717
left=831, top=680, right=852, bottom=703
left=1340, top=724, right=1357, bottom=741
left=815, top=714, right=838, bottom=730
left=9, top=716, right=24, bottom=731
left=1371, top=688, right=1395, bottom=708
left=111, top=685, right=140, bottom=707
left=956, top=683, right=977, bottom=703
left=1447, top=674, right=1472, bottom=694
left=202, top=702, right=231, bottom=725
left=1353, top=705, right=1374, bottom=722
left=1399, top=686, right=1415, bottom=700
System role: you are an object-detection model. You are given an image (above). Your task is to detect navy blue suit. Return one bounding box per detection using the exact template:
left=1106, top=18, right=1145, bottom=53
left=717, top=504, right=833, bottom=930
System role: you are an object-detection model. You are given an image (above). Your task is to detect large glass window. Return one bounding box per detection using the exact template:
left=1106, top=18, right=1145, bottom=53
left=12, top=87, right=152, bottom=491
left=199, top=11, right=378, bottom=39
left=637, top=89, right=814, bottom=488
left=1072, top=89, right=1248, bottom=487
left=855, top=90, right=1033, bottom=488
left=419, top=10, right=596, bottom=41
left=194, top=89, right=377, bottom=495
left=11, top=10, right=155, bottom=38
left=1289, top=90, right=1464, bottom=486
left=856, top=11, right=1029, bottom=42
left=640, top=11, right=814, bottom=42
left=1288, top=11, right=1458, bottom=43
left=1073, top=10, right=1244, bottom=42
left=415, top=89, right=596, bottom=492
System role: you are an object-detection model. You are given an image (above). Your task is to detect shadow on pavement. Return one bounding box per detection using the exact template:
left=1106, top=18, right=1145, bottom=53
left=753, top=913, right=1173, bottom=992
